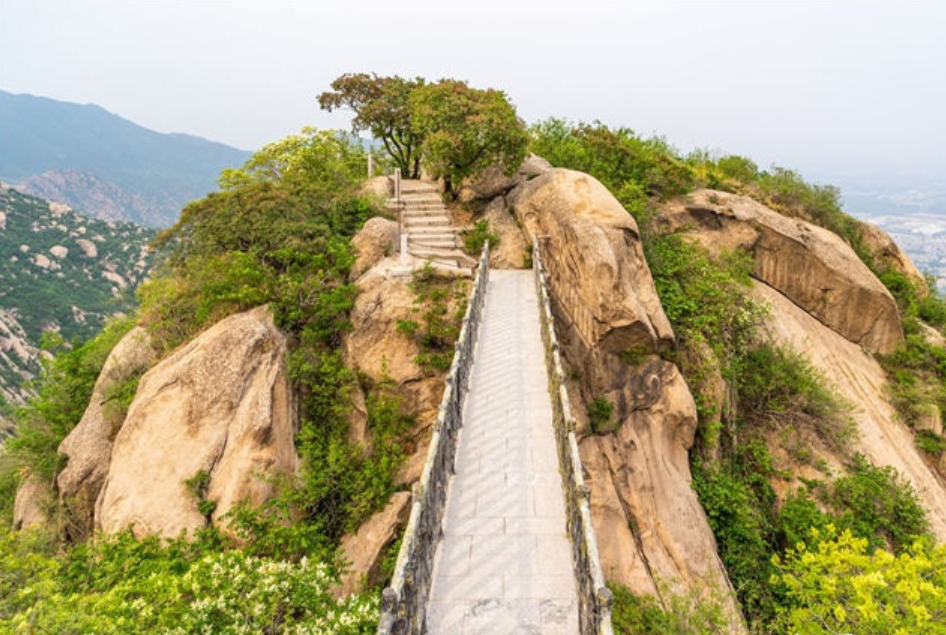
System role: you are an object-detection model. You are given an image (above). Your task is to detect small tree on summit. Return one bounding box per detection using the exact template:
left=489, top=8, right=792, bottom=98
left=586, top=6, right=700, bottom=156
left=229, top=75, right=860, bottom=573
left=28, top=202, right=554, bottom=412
left=318, top=73, right=425, bottom=178
left=319, top=73, right=528, bottom=197
left=410, top=79, right=528, bottom=198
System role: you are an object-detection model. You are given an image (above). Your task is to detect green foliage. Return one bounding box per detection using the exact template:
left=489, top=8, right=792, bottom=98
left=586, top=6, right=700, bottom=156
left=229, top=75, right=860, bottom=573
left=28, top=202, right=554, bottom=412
left=610, top=583, right=729, bottom=635
left=411, top=80, right=529, bottom=198
left=827, top=455, right=929, bottom=552
left=0, top=529, right=379, bottom=634
left=693, top=449, right=779, bottom=624
left=587, top=396, right=616, bottom=434
left=916, top=429, right=946, bottom=455
left=398, top=267, right=469, bottom=374
left=529, top=119, right=695, bottom=217
left=318, top=73, right=426, bottom=178
left=0, top=187, right=153, bottom=398
left=735, top=342, right=853, bottom=454
left=461, top=219, right=500, bottom=256
left=772, top=526, right=946, bottom=635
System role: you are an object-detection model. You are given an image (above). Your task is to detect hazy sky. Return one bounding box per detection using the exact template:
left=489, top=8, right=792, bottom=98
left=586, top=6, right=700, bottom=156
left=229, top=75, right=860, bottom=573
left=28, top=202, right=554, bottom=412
left=2, top=1, right=945, bottom=182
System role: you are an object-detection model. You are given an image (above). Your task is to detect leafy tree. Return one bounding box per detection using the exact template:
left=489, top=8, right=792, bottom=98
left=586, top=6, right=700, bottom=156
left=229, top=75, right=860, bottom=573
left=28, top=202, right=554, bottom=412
left=772, top=526, right=946, bottom=635
left=410, top=79, right=528, bottom=198
left=318, top=73, right=426, bottom=177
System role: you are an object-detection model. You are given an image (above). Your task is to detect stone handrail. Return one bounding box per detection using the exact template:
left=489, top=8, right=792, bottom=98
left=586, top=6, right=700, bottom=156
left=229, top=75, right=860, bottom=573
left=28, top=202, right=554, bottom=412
left=532, top=235, right=615, bottom=635
left=377, top=242, right=490, bottom=635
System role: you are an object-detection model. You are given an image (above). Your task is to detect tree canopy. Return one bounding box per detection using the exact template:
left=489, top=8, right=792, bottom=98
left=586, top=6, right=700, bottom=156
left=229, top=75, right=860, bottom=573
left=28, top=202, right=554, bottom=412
left=410, top=79, right=528, bottom=197
left=318, top=73, right=425, bottom=178
left=319, top=73, right=528, bottom=195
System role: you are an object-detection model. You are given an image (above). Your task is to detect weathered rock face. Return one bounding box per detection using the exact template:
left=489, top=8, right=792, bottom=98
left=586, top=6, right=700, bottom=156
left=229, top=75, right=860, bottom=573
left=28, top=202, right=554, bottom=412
left=504, top=169, right=742, bottom=629
left=462, top=153, right=553, bottom=203
left=343, top=266, right=464, bottom=483
left=661, top=189, right=904, bottom=354
left=752, top=280, right=946, bottom=539
left=336, top=491, right=411, bottom=596
left=510, top=168, right=674, bottom=398
left=57, top=326, right=156, bottom=540
left=350, top=217, right=398, bottom=280
left=858, top=220, right=929, bottom=296
left=13, top=474, right=53, bottom=531
left=96, top=306, right=297, bottom=538
left=483, top=197, right=528, bottom=269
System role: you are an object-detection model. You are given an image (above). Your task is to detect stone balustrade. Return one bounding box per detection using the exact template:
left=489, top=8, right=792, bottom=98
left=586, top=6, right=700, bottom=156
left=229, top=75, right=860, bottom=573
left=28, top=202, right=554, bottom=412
left=533, top=235, right=615, bottom=635
left=377, top=242, right=490, bottom=635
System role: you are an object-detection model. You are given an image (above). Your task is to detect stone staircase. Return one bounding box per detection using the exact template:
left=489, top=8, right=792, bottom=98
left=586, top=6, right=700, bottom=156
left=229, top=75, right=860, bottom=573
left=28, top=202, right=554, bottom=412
left=389, top=180, right=477, bottom=271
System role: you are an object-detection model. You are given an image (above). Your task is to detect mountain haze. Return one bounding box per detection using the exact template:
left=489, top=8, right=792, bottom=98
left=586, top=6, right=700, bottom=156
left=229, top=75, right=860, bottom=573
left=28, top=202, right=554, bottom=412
left=0, top=91, right=250, bottom=227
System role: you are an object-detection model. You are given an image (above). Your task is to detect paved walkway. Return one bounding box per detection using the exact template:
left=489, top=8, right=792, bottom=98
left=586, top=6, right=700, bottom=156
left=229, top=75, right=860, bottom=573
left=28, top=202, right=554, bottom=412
left=425, top=270, right=579, bottom=635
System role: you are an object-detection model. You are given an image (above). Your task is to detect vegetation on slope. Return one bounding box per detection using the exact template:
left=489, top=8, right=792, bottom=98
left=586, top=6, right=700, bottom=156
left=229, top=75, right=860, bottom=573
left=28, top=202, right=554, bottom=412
left=3, top=79, right=946, bottom=633
left=0, top=128, right=396, bottom=632
left=0, top=185, right=154, bottom=402
left=530, top=119, right=946, bottom=634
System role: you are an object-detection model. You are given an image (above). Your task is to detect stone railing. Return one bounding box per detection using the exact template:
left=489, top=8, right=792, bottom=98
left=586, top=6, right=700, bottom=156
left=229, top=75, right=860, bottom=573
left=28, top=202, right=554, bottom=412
left=533, top=236, right=615, bottom=635
left=377, top=242, right=490, bottom=635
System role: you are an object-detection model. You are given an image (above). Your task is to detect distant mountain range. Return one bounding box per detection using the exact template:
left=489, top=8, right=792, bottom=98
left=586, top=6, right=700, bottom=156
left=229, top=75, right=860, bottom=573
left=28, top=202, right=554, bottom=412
left=0, top=184, right=155, bottom=404
left=0, top=90, right=250, bottom=227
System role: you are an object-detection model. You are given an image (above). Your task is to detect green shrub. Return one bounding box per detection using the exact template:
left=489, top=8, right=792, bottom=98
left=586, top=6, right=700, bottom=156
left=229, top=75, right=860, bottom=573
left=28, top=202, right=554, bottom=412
left=587, top=396, right=617, bottom=434
left=2, top=529, right=378, bottom=634
left=610, top=582, right=729, bottom=635
left=461, top=219, right=499, bottom=256
left=916, top=429, right=946, bottom=455
left=772, top=526, right=946, bottom=635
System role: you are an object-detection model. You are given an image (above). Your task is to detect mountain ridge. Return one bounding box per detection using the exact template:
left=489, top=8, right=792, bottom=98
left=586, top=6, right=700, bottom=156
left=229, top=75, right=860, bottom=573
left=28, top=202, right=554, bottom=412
left=0, top=90, right=250, bottom=227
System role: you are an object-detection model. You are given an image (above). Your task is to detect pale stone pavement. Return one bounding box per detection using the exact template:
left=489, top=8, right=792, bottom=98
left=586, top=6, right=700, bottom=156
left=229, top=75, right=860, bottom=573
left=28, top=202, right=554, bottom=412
left=425, top=270, right=579, bottom=635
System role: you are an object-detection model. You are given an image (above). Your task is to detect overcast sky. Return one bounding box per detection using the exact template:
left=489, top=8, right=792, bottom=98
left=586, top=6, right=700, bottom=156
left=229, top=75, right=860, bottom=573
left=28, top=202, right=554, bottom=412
left=2, top=1, right=945, bottom=183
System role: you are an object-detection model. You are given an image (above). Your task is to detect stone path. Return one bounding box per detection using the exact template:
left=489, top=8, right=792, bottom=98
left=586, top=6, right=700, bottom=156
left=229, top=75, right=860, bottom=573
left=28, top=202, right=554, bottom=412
left=425, top=270, right=579, bottom=635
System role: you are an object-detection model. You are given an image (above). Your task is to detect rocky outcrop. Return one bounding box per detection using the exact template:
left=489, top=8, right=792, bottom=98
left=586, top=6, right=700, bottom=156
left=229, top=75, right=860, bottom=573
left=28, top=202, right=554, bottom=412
left=661, top=189, right=903, bottom=354
left=57, top=326, right=156, bottom=540
left=96, top=306, right=297, bottom=538
left=483, top=197, right=528, bottom=269
left=343, top=266, right=466, bottom=483
left=510, top=168, right=674, bottom=397
left=336, top=491, right=412, bottom=596
left=507, top=169, right=742, bottom=628
left=13, top=474, right=53, bottom=531
left=462, top=153, right=553, bottom=203
left=858, top=220, right=929, bottom=296
left=350, top=217, right=398, bottom=280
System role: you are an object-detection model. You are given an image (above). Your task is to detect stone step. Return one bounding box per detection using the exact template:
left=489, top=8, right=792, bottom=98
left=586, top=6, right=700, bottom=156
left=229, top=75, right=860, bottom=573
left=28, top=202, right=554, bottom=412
left=410, top=238, right=458, bottom=249
left=407, top=230, right=456, bottom=240
left=404, top=218, right=452, bottom=228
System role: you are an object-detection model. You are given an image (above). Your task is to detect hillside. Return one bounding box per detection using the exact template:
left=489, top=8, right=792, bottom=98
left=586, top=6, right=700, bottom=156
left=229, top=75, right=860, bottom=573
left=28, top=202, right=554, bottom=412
left=0, top=90, right=250, bottom=227
left=0, top=184, right=154, bottom=403
left=3, top=80, right=946, bottom=635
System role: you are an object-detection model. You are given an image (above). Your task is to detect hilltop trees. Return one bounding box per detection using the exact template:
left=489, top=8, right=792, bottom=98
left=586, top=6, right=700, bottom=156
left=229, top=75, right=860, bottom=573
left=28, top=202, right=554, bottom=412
left=411, top=80, right=528, bottom=197
left=318, top=73, right=528, bottom=196
left=318, top=73, right=426, bottom=178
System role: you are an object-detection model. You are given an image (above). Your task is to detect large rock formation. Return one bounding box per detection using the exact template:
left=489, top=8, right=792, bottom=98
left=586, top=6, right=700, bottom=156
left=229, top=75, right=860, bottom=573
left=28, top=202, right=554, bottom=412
left=661, top=189, right=904, bottom=354
left=350, top=217, right=398, bottom=280
left=97, top=306, right=297, bottom=538
left=57, top=326, right=156, bottom=540
left=510, top=169, right=674, bottom=396
left=507, top=169, right=743, bottom=628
